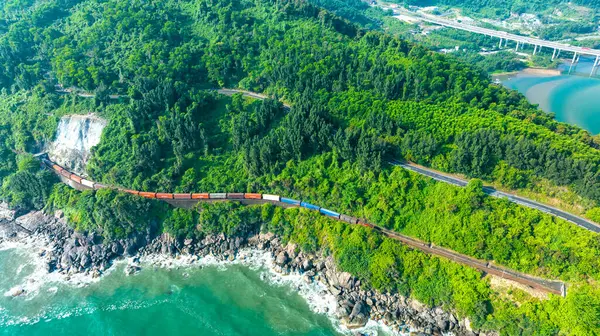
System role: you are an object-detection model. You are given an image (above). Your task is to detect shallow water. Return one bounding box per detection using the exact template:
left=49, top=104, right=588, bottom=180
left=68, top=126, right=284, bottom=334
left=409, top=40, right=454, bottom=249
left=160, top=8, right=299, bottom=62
left=0, top=247, right=342, bottom=336
left=0, top=246, right=396, bottom=336
left=498, top=57, right=600, bottom=135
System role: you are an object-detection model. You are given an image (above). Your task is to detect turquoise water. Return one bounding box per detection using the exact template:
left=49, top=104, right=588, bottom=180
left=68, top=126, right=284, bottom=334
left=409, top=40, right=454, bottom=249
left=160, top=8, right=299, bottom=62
left=0, top=247, right=346, bottom=336
left=499, top=58, right=600, bottom=135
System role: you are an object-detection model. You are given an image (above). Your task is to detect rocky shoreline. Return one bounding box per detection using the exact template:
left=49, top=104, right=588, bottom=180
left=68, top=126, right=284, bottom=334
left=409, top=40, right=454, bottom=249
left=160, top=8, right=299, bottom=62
left=0, top=205, right=493, bottom=336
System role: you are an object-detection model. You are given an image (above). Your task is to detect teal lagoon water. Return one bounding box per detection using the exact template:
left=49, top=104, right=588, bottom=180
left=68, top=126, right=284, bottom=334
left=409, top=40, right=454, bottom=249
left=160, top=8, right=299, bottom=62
left=498, top=58, right=600, bottom=135
left=0, top=245, right=382, bottom=336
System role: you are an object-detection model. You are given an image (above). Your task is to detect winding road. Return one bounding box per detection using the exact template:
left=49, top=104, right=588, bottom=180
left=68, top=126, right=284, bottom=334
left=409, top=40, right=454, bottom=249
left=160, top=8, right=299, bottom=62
left=392, top=160, right=600, bottom=233
left=217, top=89, right=600, bottom=234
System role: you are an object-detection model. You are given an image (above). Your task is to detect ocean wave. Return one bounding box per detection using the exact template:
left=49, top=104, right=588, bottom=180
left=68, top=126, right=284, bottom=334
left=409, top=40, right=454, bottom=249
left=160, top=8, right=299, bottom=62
left=0, top=237, right=121, bottom=301
left=136, top=249, right=404, bottom=335
left=2, top=241, right=405, bottom=335
left=0, top=293, right=173, bottom=328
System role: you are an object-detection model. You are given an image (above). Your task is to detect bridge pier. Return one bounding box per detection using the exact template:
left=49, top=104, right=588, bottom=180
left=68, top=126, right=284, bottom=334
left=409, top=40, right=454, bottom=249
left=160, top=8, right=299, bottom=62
left=515, top=41, right=520, bottom=52
left=569, top=52, right=579, bottom=74
left=533, top=45, right=538, bottom=55
left=498, top=38, right=503, bottom=49
left=591, top=55, right=600, bottom=77
left=551, top=48, right=556, bottom=60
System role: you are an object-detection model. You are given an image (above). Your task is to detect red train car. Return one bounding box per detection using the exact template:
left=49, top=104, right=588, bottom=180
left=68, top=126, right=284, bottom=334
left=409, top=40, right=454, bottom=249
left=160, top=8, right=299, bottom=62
left=156, top=193, right=174, bottom=199
left=70, top=174, right=82, bottom=184
left=173, top=193, right=192, bottom=199
left=227, top=193, right=244, bottom=199
left=244, top=193, right=262, bottom=199
left=52, top=164, right=64, bottom=173
left=139, top=192, right=156, bottom=199
left=122, top=189, right=139, bottom=196
left=60, top=170, right=71, bottom=178
left=191, top=193, right=209, bottom=199
left=357, top=220, right=373, bottom=228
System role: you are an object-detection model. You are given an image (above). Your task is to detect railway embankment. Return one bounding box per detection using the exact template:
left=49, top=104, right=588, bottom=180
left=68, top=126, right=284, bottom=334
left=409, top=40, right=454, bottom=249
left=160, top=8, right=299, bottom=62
left=42, top=157, right=566, bottom=298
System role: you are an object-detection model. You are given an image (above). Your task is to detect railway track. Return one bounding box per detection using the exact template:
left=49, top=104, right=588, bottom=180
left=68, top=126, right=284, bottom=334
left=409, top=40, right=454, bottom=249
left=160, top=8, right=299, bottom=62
left=42, top=158, right=566, bottom=297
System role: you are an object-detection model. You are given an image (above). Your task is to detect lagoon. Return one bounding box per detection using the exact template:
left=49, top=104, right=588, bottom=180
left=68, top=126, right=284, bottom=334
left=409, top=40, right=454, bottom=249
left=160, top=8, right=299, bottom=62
left=497, top=58, right=600, bottom=135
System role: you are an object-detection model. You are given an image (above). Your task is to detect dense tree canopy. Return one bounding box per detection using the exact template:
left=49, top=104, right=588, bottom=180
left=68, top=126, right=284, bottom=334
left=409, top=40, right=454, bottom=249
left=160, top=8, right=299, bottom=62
left=1, top=0, right=600, bottom=334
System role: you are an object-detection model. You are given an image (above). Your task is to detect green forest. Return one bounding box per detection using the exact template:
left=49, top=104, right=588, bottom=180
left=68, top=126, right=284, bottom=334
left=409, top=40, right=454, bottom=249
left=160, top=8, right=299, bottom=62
left=1, top=0, right=600, bottom=334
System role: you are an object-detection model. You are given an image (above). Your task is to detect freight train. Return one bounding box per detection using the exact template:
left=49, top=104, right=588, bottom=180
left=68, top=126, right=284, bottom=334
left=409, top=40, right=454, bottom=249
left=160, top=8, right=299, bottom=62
left=42, top=158, right=374, bottom=228
left=40, top=157, right=565, bottom=296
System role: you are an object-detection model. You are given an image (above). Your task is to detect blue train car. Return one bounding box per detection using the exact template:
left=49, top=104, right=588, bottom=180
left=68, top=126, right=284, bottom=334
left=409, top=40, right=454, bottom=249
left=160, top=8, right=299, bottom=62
left=280, top=197, right=301, bottom=206
left=319, top=208, right=340, bottom=219
left=300, top=201, right=320, bottom=211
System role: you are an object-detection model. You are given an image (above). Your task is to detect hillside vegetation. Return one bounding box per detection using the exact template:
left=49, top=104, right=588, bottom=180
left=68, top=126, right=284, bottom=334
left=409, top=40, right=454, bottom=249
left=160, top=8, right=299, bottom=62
left=0, top=0, right=599, bottom=334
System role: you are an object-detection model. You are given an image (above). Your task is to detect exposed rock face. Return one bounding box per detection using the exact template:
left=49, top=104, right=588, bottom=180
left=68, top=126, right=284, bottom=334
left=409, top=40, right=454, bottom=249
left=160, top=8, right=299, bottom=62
left=47, top=114, right=106, bottom=175
left=0, top=210, right=493, bottom=335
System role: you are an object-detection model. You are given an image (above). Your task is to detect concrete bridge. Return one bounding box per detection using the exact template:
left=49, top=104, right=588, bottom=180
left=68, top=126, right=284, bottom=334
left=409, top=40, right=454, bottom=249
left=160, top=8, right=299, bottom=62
left=394, top=9, right=600, bottom=76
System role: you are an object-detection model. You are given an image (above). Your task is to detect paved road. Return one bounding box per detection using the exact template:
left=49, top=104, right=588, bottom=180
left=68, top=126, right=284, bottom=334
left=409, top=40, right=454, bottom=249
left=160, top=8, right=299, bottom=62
left=216, top=89, right=599, bottom=234
left=217, top=89, right=291, bottom=109
left=392, top=160, right=600, bottom=233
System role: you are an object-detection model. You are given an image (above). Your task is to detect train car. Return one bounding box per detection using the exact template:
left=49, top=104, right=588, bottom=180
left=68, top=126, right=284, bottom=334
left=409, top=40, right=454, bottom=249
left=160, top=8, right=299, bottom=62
left=94, top=183, right=108, bottom=190
left=52, top=164, right=64, bottom=173
left=357, top=220, right=373, bottom=228
left=300, top=201, right=320, bottom=211
left=139, top=192, right=157, bottom=199
left=70, top=174, right=82, bottom=184
left=191, top=193, right=210, bottom=199
left=262, top=194, right=280, bottom=202
left=209, top=193, right=227, bottom=199
left=226, top=193, right=244, bottom=199
left=340, top=214, right=358, bottom=225
left=156, top=193, right=174, bottom=199
left=81, top=179, right=95, bottom=189
left=244, top=193, right=262, bottom=199
left=319, top=208, right=340, bottom=219
left=60, top=170, right=71, bottom=178
left=123, top=189, right=140, bottom=196
left=173, top=193, right=192, bottom=200
left=280, top=197, right=300, bottom=206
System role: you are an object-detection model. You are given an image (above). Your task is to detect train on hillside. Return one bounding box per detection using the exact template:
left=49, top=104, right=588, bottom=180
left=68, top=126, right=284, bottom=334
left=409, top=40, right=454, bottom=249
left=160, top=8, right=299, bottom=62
left=42, top=158, right=377, bottom=229
left=42, top=158, right=564, bottom=296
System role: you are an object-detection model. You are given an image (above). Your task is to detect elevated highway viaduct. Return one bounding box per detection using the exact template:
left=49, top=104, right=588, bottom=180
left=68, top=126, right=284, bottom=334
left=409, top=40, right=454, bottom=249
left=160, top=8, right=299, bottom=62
left=393, top=9, right=600, bottom=75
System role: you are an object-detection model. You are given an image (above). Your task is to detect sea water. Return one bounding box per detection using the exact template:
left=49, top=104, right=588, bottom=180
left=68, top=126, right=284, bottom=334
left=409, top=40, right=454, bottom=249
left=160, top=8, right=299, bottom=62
left=0, top=245, right=395, bottom=335
left=498, top=57, right=600, bottom=135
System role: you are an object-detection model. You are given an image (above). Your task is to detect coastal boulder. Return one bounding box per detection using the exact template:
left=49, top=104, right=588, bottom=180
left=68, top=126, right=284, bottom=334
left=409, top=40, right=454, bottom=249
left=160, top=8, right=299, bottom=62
left=0, top=202, right=16, bottom=221
left=276, top=251, right=288, bottom=265
left=15, top=211, right=47, bottom=232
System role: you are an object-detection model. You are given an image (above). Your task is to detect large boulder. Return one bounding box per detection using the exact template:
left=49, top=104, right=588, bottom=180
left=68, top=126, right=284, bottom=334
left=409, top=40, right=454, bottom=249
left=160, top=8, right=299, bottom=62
left=15, top=211, right=47, bottom=232
left=0, top=202, right=16, bottom=221
left=275, top=251, right=288, bottom=265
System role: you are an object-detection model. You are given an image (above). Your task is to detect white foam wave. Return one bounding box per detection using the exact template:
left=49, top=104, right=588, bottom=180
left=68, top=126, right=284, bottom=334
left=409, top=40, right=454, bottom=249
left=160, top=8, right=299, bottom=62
left=136, top=249, right=406, bottom=335
left=0, top=236, right=120, bottom=301
left=2, top=240, right=413, bottom=335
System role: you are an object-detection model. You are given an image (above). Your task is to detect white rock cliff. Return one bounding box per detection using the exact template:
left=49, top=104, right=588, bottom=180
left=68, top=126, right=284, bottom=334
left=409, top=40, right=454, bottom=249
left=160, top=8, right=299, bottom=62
left=48, top=114, right=106, bottom=175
